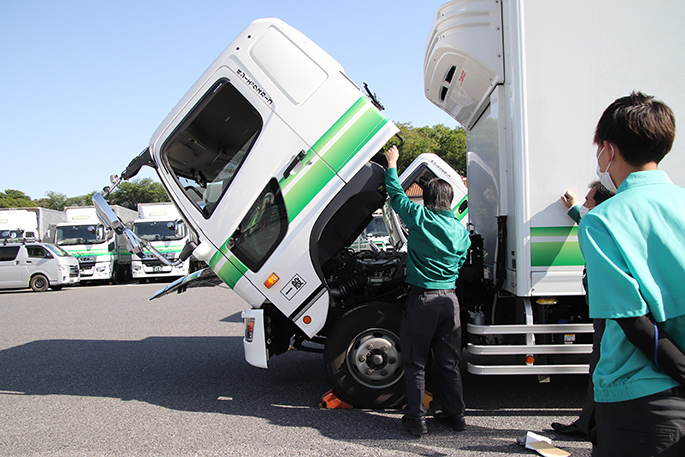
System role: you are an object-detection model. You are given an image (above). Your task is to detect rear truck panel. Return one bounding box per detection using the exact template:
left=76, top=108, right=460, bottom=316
left=145, top=19, right=398, bottom=365
left=425, top=0, right=685, bottom=375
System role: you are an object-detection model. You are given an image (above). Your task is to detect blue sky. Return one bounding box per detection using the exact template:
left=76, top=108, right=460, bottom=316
left=0, top=0, right=458, bottom=200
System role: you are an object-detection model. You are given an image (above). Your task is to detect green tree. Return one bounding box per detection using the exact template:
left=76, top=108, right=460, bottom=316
left=384, top=123, right=466, bottom=177
left=107, top=178, right=170, bottom=210
left=36, top=191, right=68, bottom=210
left=0, top=189, right=36, bottom=208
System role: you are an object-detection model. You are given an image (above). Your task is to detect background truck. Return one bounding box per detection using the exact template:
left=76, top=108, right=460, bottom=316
left=423, top=0, right=685, bottom=377
left=131, top=203, right=192, bottom=282
left=55, top=206, right=136, bottom=283
left=0, top=208, right=63, bottom=243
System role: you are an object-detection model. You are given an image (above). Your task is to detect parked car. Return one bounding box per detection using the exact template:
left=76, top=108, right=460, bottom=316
left=0, top=242, right=80, bottom=291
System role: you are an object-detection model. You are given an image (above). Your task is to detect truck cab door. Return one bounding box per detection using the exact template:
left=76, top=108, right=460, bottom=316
left=388, top=153, right=469, bottom=247
left=150, top=20, right=397, bottom=340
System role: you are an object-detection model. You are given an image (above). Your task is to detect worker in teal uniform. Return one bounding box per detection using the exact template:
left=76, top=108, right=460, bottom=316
left=578, top=92, right=685, bottom=456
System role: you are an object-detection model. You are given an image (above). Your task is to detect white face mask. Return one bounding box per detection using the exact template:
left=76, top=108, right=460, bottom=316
left=579, top=205, right=590, bottom=218
left=596, top=145, right=618, bottom=193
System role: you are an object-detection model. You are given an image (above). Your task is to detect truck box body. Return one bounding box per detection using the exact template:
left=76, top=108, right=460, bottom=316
left=131, top=203, right=190, bottom=280
left=425, top=0, right=685, bottom=374
left=0, top=208, right=63, bottom=242
left=56, top=206, right=137, bottom=282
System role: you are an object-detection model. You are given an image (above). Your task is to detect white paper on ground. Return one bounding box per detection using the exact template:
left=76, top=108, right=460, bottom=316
left=524, top=431, right=570, bottom=457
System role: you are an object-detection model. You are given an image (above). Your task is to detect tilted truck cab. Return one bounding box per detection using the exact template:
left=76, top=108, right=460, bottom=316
left=92, top=17, right=472, bottom=408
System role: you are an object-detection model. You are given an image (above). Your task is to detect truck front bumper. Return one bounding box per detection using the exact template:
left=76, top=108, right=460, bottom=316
left=241, top=308, right=268, bottom=369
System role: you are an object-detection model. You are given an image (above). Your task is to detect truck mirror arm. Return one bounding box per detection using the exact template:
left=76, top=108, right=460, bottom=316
left=102, top=148, right=156, bottom=197
left=92, top=191, right=185, bottom=267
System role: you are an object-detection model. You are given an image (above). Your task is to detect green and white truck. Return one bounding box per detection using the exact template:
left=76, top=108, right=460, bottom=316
left=131, top=203, right=191, bottom=282
left=55, top=206, right=136, bottom=283
left=91, top=0, right=685, bottom=406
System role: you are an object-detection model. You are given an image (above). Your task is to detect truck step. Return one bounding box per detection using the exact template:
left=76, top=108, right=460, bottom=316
left=467, top=343, right=592, bottom=355
left=466, top=363, right=589, bottom=376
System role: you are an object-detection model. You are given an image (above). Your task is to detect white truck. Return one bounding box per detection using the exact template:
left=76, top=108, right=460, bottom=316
left=424, top=0, right=685, bottom=376
left=0, top=207, right=63, bottom=243
left=55, top=206, right=137, bottom=283
left=131, top=203, right=192, bottom=281
left=90, top=0, right=684, bottom=406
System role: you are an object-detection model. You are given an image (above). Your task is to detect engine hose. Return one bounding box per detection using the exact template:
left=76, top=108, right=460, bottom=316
left=329, top=276, right=369, bottom=299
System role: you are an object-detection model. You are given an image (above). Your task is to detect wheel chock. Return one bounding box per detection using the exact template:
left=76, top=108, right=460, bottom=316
left=319, top=390, right=353, bottom=409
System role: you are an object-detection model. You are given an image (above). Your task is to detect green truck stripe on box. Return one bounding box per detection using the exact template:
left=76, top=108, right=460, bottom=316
left=531, top=241, right=584, bottom=267
left=530, top=225, right=584, bottom=267
left=530, top=226, right=578, bottom=237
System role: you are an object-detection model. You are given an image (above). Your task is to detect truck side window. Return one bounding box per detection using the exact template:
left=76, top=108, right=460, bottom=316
left=162, top=79, right=263, bottom=219
left=0, top=246, right=20, bottom=261
left=230, top=179, right=288, bottom=272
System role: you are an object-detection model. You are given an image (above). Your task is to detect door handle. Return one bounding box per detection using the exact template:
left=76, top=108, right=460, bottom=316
left=283, top=150, right=307, bottom=179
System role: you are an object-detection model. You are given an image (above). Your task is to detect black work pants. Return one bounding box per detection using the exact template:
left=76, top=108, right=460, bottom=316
left=592, top=386, right=685, bottom=457
left=401, top=287, right=464, bottom=419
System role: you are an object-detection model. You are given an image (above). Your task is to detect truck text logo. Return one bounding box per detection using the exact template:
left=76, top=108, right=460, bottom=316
left=236, top=69, right=273, bottom=105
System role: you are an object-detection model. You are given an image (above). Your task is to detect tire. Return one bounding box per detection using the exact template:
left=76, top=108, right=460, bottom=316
left=323, top=303, right=406, bottom=409
left=110, top=264, right=120, bottom=285
left=30, top=274, right=49, bottom=292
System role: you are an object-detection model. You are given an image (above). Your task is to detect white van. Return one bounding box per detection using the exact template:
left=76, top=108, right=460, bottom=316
left=0, top=243, right=80, bottom=291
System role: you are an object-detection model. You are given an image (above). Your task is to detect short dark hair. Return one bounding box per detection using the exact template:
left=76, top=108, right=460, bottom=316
left=594, top=91, right=676, bottom=166
left=423, top=178, right=453, bottom=212
left=588, top=180, right=614, bottom=205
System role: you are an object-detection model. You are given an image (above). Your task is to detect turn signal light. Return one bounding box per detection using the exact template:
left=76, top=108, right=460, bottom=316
left=245, top=318, right=255, bottom=342
left=526, top=355, right=535, bottom=365
left=264, top=273, right=279, bottom=288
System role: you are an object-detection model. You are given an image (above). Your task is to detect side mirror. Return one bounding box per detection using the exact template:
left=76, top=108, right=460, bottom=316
left=93, top=193, right=125, bottom=234
left=92, top=192, right=188, bottom=267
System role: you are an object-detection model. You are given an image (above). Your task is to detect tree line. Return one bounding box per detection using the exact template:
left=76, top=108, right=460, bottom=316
left=0, top=123, right=466, bottom=211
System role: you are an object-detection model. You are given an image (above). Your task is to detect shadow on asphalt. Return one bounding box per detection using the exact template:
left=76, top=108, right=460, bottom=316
left=0, top=335, right=589, bottom=455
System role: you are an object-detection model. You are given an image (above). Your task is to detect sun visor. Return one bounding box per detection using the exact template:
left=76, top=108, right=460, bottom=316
left=424, top=0, right=504, bottom=129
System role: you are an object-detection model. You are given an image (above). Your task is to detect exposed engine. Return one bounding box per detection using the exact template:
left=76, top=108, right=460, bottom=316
left=323, top=248, right=407, bottom=308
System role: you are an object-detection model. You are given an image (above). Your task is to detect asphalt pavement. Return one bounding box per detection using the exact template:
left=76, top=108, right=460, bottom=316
left=0, top=282, right=592, bottom=456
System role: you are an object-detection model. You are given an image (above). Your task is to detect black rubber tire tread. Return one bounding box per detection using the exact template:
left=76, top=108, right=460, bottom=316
left=323, top=303, right=405, bottom=409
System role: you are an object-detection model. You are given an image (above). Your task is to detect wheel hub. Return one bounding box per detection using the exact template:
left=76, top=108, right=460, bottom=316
left=347, top=329, right=402, bottom=388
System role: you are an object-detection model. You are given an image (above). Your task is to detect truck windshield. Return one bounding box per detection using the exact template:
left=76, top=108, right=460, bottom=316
left=133, top=221, right=183, bottom=241
left=162, top=79, right=263, bottom=219
left=44, top=244, right=73, bottom=257
left=55, top=225, right=104, bottom=245
left=366, top=216, right=389, bottom=237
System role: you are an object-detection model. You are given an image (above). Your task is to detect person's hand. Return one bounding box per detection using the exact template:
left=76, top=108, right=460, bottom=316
left=561, top=191, right=577, bottom=208
left=385, top=145, right=399, bottom=169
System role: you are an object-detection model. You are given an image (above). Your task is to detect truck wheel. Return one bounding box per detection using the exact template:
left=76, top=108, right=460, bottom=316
left=110, top=265, right=120, bottom=285
left=324, top=303, right=405, bottom=409
left=30, top=274, right=49, bottom=292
